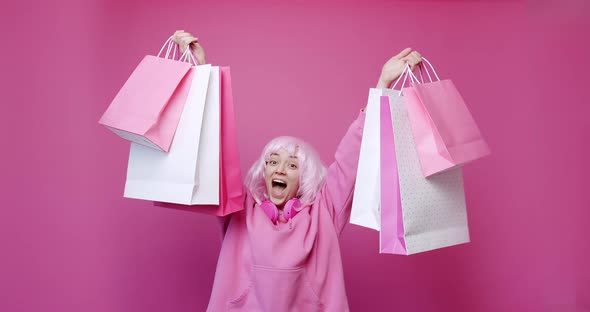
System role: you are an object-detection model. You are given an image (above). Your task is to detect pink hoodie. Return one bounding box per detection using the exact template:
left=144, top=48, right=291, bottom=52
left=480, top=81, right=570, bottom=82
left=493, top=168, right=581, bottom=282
left=207, top=111, right=365, bottom=312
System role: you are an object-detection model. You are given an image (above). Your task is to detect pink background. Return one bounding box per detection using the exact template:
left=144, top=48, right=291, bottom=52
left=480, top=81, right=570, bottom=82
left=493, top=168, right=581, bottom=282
left=1, top=0, right=588, bottom=311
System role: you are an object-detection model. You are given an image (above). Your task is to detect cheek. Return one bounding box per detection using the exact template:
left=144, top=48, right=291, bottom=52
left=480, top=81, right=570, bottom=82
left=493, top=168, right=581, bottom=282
left=263, top=166, right=272, bottom=180
left=290, top=172, right=300, bottom=188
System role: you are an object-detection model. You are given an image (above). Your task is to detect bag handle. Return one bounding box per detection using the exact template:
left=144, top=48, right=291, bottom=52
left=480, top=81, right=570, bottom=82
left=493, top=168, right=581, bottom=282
left=391, top=64, right=421, bottom=95
left=390, top=56, right=442, bottom=94
left=179, top=46, right=200, bottom=66
left=417, top=63, right=429, bottom=83
left=157, top=36, right=176, bottom=59
left=417, top=57, right=440, bottom=82
left=391, top=64, right=409, bottom=90
left=156, top=36, right=200, bottom=66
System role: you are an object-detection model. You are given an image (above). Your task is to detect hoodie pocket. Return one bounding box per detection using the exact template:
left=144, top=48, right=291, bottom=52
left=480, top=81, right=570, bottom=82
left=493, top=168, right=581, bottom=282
left=227, top=266, right=324, bottom=312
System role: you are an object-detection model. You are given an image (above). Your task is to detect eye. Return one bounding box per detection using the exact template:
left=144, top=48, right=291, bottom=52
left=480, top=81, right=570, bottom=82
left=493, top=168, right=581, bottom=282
left=288, top=163, right=298, bottom=169
left=267, top=160, right=278, bottom=166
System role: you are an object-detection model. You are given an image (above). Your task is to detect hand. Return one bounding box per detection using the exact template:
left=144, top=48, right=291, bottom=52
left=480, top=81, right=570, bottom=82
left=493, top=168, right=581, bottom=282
left=172, top=30, right=206, bottom=64
left=376, top=48, right=422, bottom=89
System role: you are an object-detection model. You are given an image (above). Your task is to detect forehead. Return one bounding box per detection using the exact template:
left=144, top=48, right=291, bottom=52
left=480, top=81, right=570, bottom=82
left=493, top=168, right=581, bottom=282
left=269, top=148, right=298, bottom=160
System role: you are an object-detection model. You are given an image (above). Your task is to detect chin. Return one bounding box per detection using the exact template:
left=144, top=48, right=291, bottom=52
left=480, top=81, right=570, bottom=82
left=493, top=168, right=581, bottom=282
left=270, top=197, right=286, bottom=207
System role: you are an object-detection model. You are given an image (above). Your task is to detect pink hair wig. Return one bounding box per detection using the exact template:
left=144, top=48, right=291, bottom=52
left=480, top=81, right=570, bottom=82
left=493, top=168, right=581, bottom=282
left=244, top=136, right=327, bottom=206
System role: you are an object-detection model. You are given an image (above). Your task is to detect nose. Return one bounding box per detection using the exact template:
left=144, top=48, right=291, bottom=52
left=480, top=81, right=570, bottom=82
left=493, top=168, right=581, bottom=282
left=275, top=162, right=287, bottom=174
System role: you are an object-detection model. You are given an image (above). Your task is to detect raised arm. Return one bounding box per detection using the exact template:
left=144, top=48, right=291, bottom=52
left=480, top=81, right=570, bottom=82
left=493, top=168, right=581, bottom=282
left=320, top=111, right=365, bottom=234
left=321, top=48, right=423, bottom=234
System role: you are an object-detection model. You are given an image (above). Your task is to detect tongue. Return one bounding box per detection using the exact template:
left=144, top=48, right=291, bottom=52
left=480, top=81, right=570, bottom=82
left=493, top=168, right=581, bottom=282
left=272, top=185, right=286, bottom=198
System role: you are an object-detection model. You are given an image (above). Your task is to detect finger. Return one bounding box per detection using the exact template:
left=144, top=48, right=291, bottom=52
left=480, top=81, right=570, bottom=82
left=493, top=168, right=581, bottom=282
left=394, top=47, right=412, bottom=59
left=176, top=33, right=195, bottom=41
left=399, top=57, right=408, bottom=70
left=177, top=33, right=193, bottom=40
left=404, top=58, right=418, bottom=72
left=173, top=30, right=187, bottom=39
left=408, top=54, right=420, bottom=66
left=173, top=32, right=189, bottom=43
left=401, top=56, right=412, bottom=67
left=180, top=35, right=198, bottom=44
left=183, top=37, right=196, bottom=45
left=412, top=50, right=422, bottom=59
left=411, top=52, right=423, bottom=64
left=407, top=58, right=417, bottom=70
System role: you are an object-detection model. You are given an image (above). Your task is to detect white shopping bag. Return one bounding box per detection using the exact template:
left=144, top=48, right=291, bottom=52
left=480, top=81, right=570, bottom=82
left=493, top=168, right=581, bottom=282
left=350, top=88, right=389, bottom=231
left=124, top=64, right=220, bottom=205
left=379, top=91, right=470, bottom=255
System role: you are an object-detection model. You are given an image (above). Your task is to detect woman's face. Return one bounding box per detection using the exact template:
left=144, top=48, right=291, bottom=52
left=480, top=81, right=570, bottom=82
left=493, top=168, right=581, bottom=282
left=264, top=148, right=300, bottom=209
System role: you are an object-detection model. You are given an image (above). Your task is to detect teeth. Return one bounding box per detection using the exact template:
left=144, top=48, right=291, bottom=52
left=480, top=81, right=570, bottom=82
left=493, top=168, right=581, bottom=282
left=273, top=179, right=287, bottom=185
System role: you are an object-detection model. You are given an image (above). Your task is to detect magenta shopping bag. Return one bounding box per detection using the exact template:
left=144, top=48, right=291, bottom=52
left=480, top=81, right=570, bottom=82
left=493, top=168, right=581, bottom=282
left=99, top=37, right=195, bottom=152
left=155, top=67, right=244, bottom=216
left=379, top=96, right=406, bottom=254
left=403, top=58, right=490, bottom=177
left=218, top=67, right=245, bottom=215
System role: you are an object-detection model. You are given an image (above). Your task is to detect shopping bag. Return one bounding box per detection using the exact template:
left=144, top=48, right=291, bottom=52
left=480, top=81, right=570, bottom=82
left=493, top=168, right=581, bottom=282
left=379, top=87, right=470, bottom=254
left=378, top=95, right=405, bottom=254
left=99, top=37, right=197, bottom=152
left=154, top=67, right=245, bottom=216
left=217, top=67, right=245, bottom=215
left=403, top=58, right=490, bottom=177
left=124, top=64, right=220, bottom=205
left=350, top=88, right=391, bottom=231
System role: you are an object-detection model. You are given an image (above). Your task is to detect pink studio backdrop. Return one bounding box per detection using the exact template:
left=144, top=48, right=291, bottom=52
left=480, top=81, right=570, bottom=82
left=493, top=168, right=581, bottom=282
left=1, top=0, right=588, bottom=311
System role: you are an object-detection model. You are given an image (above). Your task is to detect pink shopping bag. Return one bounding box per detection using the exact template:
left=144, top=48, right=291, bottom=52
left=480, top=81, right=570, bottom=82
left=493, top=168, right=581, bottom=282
left=379, top=96, right=406, bottom=254
left=217, top=67, right=245, bottom=215
left=403, top=58, right=490, bottom=177
left=155, top=67, right=245, bottom=216
left=99, top=37, right=195, bottom=152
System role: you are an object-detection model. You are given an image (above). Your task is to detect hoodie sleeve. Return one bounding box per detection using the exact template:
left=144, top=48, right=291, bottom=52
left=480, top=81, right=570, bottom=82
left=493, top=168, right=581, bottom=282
left=319, top=110, right=366, bottom=235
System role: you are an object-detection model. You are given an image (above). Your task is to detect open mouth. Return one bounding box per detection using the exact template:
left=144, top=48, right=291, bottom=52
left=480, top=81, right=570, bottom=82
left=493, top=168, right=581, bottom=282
left=271, top=179, right=288, bottom=197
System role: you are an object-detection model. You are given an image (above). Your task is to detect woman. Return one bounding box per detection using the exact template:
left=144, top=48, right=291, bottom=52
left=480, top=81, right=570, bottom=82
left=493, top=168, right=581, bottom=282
left=173, top=30, right=422, bottom=312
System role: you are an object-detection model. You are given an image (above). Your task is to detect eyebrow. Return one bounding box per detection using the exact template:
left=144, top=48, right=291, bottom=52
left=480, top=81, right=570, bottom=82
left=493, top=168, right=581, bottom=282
left=270, top=153, right=298, bottom=159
